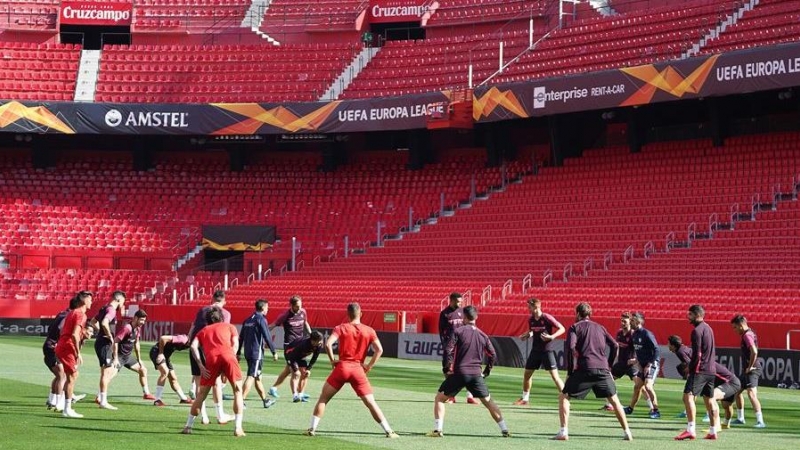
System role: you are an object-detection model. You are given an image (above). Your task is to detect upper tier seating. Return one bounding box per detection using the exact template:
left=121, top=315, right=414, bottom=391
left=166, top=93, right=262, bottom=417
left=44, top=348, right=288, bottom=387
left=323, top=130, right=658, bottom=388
left=95, top=43, right=359, bottom=103
left=699, top=0, right=800, bottom=54
left=0, top=42, right=80, bottom=101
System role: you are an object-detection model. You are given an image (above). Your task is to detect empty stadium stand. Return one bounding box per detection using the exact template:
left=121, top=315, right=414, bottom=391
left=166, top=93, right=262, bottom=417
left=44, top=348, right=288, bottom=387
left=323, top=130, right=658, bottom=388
left=217, top=133, right=800, bottom=325
left=699, top=0, right=800, bottom=54
left=0, top=42, right=80, bottom=101
left=0, top=147, right=524, bottom=303
left=95, top=42, right=361, bottom=102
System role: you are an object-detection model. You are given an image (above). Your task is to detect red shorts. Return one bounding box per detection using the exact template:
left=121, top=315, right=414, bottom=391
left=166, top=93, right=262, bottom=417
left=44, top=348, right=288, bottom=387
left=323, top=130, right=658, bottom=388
left=201, top=353, right=242, bottom=387
left=326, top=361, right=372, bottom=397
left=55, top=343, right=78, bottom=375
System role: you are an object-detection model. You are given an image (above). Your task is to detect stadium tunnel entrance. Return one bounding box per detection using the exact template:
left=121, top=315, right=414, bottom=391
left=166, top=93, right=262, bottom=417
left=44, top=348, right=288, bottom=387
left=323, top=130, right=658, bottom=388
left=60, top=25, right=131, bottom=50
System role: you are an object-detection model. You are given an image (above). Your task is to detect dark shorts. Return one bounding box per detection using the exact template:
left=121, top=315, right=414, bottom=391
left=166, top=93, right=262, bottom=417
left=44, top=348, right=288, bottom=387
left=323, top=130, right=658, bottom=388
left=190, top=349, right=206, bottom=376
left=525, top=350, right=558, bottom=371
left=149, top=346, right=174, bottom=371
left=684, top=373, right=716, bottom=397
left=118, top=353, right=139, bottom=370
left=246, top=358, right=263, bottom=378
left=676, top=363, right=688, bottom=380
left=287, top=357, right=310, bottom=373
left=636, top=361, right=659, bottom=381
left=611, top=361, right=637, bottom=380
left=438, top=373, right=490, bottom=399
left=95, top=339, right=114, bottom=368
left=43, top=345, right=59, bottom=369
left=718, top=377, right=742, bottom=403
left=563, top=369, right=617, bottom=400
left=740, top=367, right=761, bottom=390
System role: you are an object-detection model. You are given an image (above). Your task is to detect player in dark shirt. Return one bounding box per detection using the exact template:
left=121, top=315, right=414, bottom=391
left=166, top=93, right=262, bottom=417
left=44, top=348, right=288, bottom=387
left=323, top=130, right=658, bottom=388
left=111, top=309, right=153, bottom=403
left=514, top=298, right=565, bottom=406
left=268, top=295, right=312, bottom=399
left=555, top=302, right=631, bottom=441
left=150, top=333, right=192, bottom=406
left=603, top=312, right=653, bottom=411
left=624, top=312, right=661, bottom=418
left=284, top=331, right=323, bottom=403
left=187, top=290, right=233, bottom=425
left=428, top=305, right=510, bottom=438
left=730, top=315, right=766, bottom=428
left=88, top=290, right=127, bottom=409
left=237, top=299, right=277, bottom=409
left=676, top=304, right=718, bottom=440
left=438, top=292, right=476, bottom=404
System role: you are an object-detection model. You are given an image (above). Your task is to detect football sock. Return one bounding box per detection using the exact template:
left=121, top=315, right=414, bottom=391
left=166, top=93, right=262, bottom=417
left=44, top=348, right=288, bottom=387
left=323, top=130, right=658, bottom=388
left=755, top=411, right=764, bottom=423
left=738, top=409, right=745, bottom=421
left=379, top=420, right=392, bottom=434
left=687, top=421, right=696, bottom=433
left=155, top=386, right=164, bottom=400
left=99, top=392, right=107, bottom=404
left=497, top=420, right=508, bottom=432
left=48, top=393, right=56, bottom=405
left=559, top=427, right=568, bottom=436
left=647, top=399, right=654, bottom=410
left=142, top=386, right=151, bottom=395
left=200, top=401, right=208, bottom=422
left=56, top=394, right=65, bottom=410
left=235, top=414, right=243, bottom=430
left=177, top=389, right=188, bottom=401
left=310, top=415, right=321, bottom=431
left=215, top=402, right=224, bottom=418
left=521, top=391, right=530, bottom=401
left=434, top=419, right=443, bottom=431
left=64, top=397, right=74, bottom=413
left=466, top=391, right=474, bottom=399
left=185, top=415, right=196, bottom=428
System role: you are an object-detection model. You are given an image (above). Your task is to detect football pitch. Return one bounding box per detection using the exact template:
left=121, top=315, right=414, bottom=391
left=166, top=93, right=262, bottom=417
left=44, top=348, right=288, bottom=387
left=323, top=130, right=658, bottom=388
left=1, top=336, right=799, bottom=450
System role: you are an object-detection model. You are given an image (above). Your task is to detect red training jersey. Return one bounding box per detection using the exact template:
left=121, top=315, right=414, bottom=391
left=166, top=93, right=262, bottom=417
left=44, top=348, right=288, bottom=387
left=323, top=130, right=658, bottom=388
left=58, top=309, right=86, bottom=348
left=195, top=322, right=238, bottom=358
left=332, top=323, right=377, bottom=363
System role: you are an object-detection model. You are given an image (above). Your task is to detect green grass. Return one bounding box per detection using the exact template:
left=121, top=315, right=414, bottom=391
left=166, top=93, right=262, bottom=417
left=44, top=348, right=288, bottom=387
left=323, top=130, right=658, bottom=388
left=1, top=336, right=799, bottom=449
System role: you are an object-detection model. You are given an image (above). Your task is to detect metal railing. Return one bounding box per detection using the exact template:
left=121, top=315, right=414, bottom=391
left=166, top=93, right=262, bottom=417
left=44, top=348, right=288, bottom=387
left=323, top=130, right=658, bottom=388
left=623, top=245, right=634, bottom=263
left=481, top=285, right=492, bottom=306
left=522, top=273, right=532, bottom=294
left=542, top=269, right=553, bottom=288
left=643, top=241, right=655, bottom=258
left=501, top=279, right=513, bottom=300
left=603, top=251, right=613, bottom=270
left=562, top=263, right=572, bottom=282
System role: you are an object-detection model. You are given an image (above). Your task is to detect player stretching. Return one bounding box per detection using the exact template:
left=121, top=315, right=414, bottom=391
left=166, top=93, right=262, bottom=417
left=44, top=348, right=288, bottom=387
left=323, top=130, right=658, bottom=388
left=183, top=308, right=246, bottom=437
left=111, top=310, right=153, bottom=404
left=284, top=331, right=323, bottom=402
left=428, top=305, right=510, bottom=438
left=89, top=290, right=131, bottom=410
left=149, top=333, right=192, bottom=406
left=305, top=303, right=398, bottom=438
left=624, top=312, right=661, bottom=418
left=515, top=298, right=565, bottom=406
left=602, top=312, right=650, bottom=412
left=55, top=290, right=93, bottom=418
left=554, top=302, right=631, bottom=441
left=268, top=295, right=311, bottom=399
left=44, top=296, right=86, bottom=412
left=187, top=290, right=233, bottom=424
left=438, top=292, right=477, bottom=404
left=238, top=299, right=278, bottom=408
left=675, top=305, right=718, bottom=441
left=730, top=315, right=766, bottom=428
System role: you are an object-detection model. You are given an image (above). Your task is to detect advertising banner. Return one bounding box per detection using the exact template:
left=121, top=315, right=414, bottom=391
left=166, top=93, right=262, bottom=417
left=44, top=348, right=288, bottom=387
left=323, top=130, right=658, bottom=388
left=368, top=0, right=430, bottom=24
left=474, top=42, right=800, bottom=121
left=0, top=92, right=449, bottom=135
left=60, top=2, right=133, bottom=26
left=716, top=348, right=800, bottom=388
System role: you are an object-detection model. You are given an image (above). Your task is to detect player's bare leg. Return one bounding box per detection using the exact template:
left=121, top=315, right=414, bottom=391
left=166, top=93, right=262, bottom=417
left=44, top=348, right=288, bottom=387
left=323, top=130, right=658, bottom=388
left=191, top=375, right=210, bottom=423
left=703, top=395, right=719, bottom=438
left=643, top=379, right=660, bottom=417
left=98, top=365, right=118, bottom=409
left=359, top=393, right=398, bottom=437
left=628, top=377, right=645, bottom=410
left=306, top=382, right=340, bottom=435
left=62, top=370, right=83, bottom=418
left=213, top=376, right=232, bottom=424
left=231, top=379, right=246, bottom=436
left=48, top=364, right=66, bottom=411
left=183, top=385, right=212, bottom=434
left=270, top=365, right=291, bottom=397
left=554, top=392, right=570, bottom=440
left=608, top=394, right=632, bottom=439
left=129, top=363, right=153, bottom=399
left=428, top=392, right=449, bottom=436
left=478, top=395, right=510, bottom=436
left=515, top=369, right=535, bottom=405
left=297, top=368, right=311, bottom=400
left=548, top=368, right=565, bottom=392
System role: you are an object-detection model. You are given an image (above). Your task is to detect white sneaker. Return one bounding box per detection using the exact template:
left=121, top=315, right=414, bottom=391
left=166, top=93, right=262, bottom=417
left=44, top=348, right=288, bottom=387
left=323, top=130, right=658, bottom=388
left=99, top=402, right=118, bottom=410
left=217, top=413, right=235, bottom=425
left=62, top=409, right=83, bottom=418
left=754, top=422, right=766, bottom=429
left=72, top=394, right=87, bottom=403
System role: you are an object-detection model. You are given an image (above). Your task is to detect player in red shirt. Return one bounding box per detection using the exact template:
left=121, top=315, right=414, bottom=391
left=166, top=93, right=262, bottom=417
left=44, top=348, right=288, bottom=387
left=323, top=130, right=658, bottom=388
left=54, top=290, right=93, bottom=418
left=305, top=303, right=398, bottom=438
left=182, top=308, right=246, bottom=437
